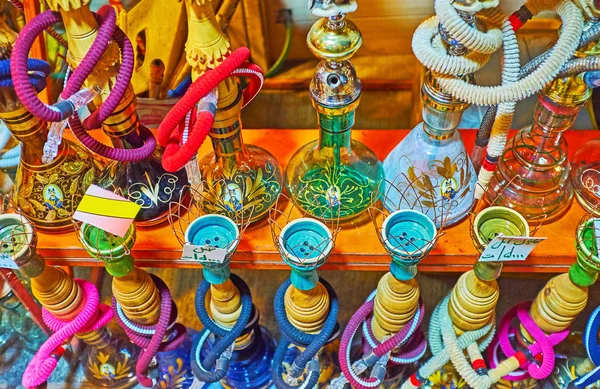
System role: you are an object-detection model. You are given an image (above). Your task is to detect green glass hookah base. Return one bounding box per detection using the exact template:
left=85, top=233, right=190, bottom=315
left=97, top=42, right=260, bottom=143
left=292, top=164, right=377, bottom=221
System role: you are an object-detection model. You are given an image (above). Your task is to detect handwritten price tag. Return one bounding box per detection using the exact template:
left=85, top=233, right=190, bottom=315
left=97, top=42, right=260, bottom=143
left=479, top=235, right=547, bottom=262
left=182, top=244, right=228, bottom=264
left=0, top=253, right=18, bottom=269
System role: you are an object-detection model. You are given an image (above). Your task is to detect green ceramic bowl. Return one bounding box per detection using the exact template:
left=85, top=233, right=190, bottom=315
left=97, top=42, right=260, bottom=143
left=473, top=206, right=529, bottom=248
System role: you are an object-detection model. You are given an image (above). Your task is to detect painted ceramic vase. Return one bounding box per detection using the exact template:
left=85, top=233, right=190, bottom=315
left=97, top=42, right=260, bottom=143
left=383, top=73, right=476, bottom=227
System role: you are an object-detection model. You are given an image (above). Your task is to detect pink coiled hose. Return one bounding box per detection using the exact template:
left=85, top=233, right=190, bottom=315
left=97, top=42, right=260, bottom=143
left=10, top=5, right=155, bottom=162
left=112, top=274, right=186, bottom=388
left=338, top=293, right=426, bottom=389
left=487, top=301, right=569, bottom=381
left=22, top=279, right=112, bottom=389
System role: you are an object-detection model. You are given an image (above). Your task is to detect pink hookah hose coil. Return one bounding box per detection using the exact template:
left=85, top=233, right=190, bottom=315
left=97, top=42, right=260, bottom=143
left=10, top=5, right=156, bottom=161
left=22, top=279, right=112, bottom=389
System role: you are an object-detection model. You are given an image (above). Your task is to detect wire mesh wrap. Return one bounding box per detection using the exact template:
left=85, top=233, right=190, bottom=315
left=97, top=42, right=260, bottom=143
left=471, top=178, right=545, bottom=253
left=268, top=191, right=340, bottom=271
left=168, top=183, right=252, bottom=255
left=574, top=207, right=600, bottom=285
left=0, top=199, right=42, bottom=278
left=369, top=173, right=449, bottom=263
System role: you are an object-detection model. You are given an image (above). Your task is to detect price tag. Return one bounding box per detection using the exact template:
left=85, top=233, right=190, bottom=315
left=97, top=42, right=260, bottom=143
left=182, top=244, right=228, bottom=264
left=0, top=253, right=18, bottom=269
left=479, top=235, right=547, bottom=262
left=73, top=185, right=141, bottom=238
left=189, top=378, right=205, bottom=389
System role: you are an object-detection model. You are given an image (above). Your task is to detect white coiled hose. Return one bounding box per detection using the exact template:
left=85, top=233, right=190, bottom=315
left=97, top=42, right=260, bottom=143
left=413, top=0, right=584, bottom=197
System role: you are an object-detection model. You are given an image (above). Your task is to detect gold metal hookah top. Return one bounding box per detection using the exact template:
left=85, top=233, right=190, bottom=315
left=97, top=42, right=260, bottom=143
left=307, top=0, right=362, bottom=112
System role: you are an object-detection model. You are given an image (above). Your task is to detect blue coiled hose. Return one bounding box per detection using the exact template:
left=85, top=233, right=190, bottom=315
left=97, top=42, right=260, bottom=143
left=192, top=273, right=253, bottom=383
left=272, top=277, right=339, bottom=389
left=574, top=306, right=600, bottom=388
left=0, top=58, right=50, bottom=91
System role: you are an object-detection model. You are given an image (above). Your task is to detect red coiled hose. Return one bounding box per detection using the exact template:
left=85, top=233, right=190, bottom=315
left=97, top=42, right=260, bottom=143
left=157, top=47, right=264, bottom=173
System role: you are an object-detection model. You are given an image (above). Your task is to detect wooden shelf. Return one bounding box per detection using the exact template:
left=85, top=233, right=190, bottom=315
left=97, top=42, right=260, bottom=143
left=40, top=128, right=597, bottom=273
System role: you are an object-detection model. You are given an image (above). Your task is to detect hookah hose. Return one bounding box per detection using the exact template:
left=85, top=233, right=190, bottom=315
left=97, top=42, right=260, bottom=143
left=22, top=279, right=112, bottom=389
left=192, top=273, right=253, bottom=383
left=436, top=299, right=568, bottom=389
left=272, top=278, right=339, bottom=389
left=401, top=295, right=496, bottom=389
left=337, top=290, right=426, bottom=389
left=486, top=301, right=570, bottom=381
left=112, top=274, right=187, bottom=387
left=157, top=46, right=264, bottom=173
left=574, top=306, right=600, bottom=387
left=474, top=16, right=600, bottom=169
left=10, top=5, right=156, bottom=162
left=412, top=0, right=583, bottom=196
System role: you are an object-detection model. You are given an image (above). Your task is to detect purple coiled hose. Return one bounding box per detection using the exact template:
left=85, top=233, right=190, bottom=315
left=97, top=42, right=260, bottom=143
left=10, top=5, right=155, bottom=161
left=112, top=274, right=186, bottom=388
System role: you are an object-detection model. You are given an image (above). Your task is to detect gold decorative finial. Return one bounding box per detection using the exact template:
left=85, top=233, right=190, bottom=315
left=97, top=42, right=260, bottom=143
left=185, top=0, right=231, bottom=76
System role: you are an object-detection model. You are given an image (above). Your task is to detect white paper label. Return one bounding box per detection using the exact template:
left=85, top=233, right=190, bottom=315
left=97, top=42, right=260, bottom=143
left=189, top=378, right=205, bottom=389
left=0, top=253, right=18, bottom=269
left=182, top=244, right=228, bottom=264
left=479, top=235, right=547, bottom=262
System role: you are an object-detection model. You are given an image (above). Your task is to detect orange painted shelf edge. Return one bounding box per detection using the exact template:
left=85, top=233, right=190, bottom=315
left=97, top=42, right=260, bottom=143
left=40, top=128, right=597, bottom=273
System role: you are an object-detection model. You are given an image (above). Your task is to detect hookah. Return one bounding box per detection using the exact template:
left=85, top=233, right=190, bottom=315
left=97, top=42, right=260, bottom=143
left=157, top=0, right=282, bottom=224
left=10, top=1, right=188, bottom=226
left=483, top=73, right=597, bottom=222
left=395, top=199, right=532, bottom=389
left=268, top=194, right=340, bottom=388
left=284, top=0, right=384, bottom=223
left=0, top=211, right=138, bottom=389
left=385, top=0, right=589, bottom=228
left=167, top=188, right=276, bottom=389
left=329, top=176, right=445, bottom=389
left=74, top=220, right=189, bottom=388
left=483, top=211, right=600, bottom=389
left=0, top=12, right=101, bottom=232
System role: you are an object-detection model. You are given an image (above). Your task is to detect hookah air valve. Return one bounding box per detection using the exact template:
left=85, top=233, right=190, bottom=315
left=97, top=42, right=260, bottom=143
left=42, top=86, right=103, bottom=165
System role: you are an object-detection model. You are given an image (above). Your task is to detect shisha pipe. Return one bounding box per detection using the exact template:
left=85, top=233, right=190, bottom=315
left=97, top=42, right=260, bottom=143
left=0, top=20, right=101, bottom=232
left=485, top=213, right=600, bottom=387
left=157, top=0, right=282, bottom=224
left=168, top=187, right=275, bottom=387
left=400, top=203, right=531, bottom=389
left=11, top=1, right=188, bottom=225
left=411, top=0, right=585, bottom=198
left=329, top=174, right=447, bottom=389
left=0, top=212, right=137, bottom=389
left=268, top=194, right=340, bottom=389
left=75, top=221, right=187, bottom=387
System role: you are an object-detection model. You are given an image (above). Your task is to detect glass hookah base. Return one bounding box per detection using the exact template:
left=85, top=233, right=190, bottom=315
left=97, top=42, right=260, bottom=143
left=484, top=169, right=574, bottom=223
left=98, top=157, right=189, bottom=226
left=288, top=166, right=378, bottom=222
